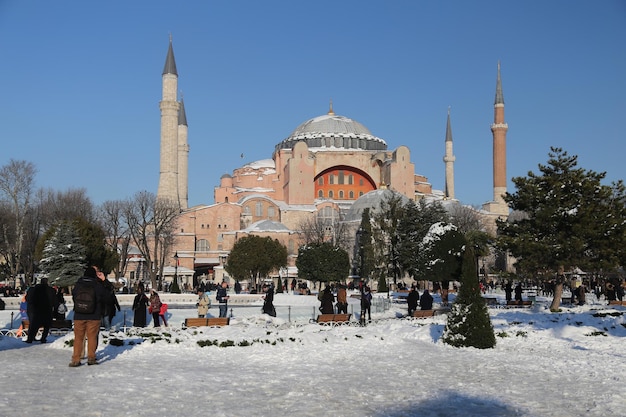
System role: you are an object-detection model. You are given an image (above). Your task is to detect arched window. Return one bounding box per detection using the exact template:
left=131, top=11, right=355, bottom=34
left=339, top=190, right=344, bottom=199
left=255, top=202, right=263, bottom=216
left=349, top=191, right=354, bottom=199
left=318, top=177, right=324, bottom=185
left=196, top=239, right=209, bottom=252
left=328, top=190, right=334, bottom=198
left=318, top=190, right=324, bottom=198
left=288, top=239, right=295, bottom=255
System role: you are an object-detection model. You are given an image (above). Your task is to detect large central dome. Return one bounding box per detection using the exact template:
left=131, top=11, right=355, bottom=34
left=275, top=107, right=387, bottom=152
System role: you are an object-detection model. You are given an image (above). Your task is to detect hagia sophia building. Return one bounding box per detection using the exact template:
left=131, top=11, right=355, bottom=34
left=149, top=38, right=510, bottom=289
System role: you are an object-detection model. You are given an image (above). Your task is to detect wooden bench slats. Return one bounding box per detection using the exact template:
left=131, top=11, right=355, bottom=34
left=315, top=314, right=351, bottom=324
left=184, top=317, right=230, bottom=327
left=506, top=300, right=532, bottom=307
left=412, top=310, right=436, bottom=318
left=22, top=319, right=73, bottom=330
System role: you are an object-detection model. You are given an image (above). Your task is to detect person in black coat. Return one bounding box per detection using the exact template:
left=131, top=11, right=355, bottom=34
left=504, top=281, right=513, bottom=302
left=25, top=278, right=58, bottom=343
left=407, top=286, right=419, bottom=316
left=319, top=286, right=335, bottom=314
left=132, top=286, right=149, bottom=327
left=262, top=284, right=276, bottom=317
left=99, top=275, right=120, bottom=330
left=419, top=289, right=433, bottom=310
left=514, top=282, right=523, bottom=303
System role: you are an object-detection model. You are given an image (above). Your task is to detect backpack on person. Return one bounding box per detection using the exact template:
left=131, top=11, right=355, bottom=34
left=74, top=283, right=96, bottom=314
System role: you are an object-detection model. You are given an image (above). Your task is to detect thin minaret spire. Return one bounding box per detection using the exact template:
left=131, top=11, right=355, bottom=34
left=443, top=107, right=456, bottom=199
left=490, top=60, right=509, bottom=215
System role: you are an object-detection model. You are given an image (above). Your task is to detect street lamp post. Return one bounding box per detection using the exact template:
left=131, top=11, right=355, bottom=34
left=173, top=251, right=179, bottom=292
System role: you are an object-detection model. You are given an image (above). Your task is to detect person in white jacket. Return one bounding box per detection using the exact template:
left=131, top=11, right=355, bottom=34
left=196, top=289, right=211, bottom=318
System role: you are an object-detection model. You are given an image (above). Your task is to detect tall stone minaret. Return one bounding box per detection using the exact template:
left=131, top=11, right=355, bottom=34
left=177, top=97, right=189, bottom=209
left=484, top=61, right=509, bottom=216
left=443, top=107, right=456, bottom=199
left=157, top=35, right=181, bottom=206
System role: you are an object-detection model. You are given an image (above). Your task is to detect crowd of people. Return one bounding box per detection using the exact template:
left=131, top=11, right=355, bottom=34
left=13, top=268, right=626, bottom=366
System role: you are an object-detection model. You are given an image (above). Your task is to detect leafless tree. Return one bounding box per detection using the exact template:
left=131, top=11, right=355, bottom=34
left=447, top=203, right=484, bottom=235
left=97, top=199, right=130, bottom=279
left=297, top=209, right=349, bottom=249
left=38, top=187, right=95, bottom=228
left=122, top=191, right=179, bottom=290
left=0, top=160, right=36, bottom=283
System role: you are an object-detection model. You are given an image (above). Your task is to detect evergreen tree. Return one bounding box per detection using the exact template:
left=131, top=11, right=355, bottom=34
left=497, top=147, right=626, bottom=311
left=443, top=245, right=496, bottom=349
left=418, top=222, right=465, bottom=283
left=39, top=221, right=86, bottom=287
left=225, top=235, right=287, bottom=292
left=356, top=208, right=375, bottom=280
left=399, top=199, right=449, bottom=278
left=296, top=242, right=350, bottom=287
left=377, top=275, right=388, bottom=293
left=169, top=277, right=181, bottom=293
left=371, top=192, right=408, bottom=285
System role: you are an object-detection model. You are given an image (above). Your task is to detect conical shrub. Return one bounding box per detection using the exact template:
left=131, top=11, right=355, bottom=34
left=443, top=246, right=496, bottom=349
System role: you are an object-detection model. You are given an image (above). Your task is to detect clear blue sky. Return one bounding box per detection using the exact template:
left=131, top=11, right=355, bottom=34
left=1, top=1, right=624, bottom=209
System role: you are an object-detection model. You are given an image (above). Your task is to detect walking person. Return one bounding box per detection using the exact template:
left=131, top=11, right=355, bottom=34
left=25, top=278, right=57, bottom=344
left=319, top=286, right=335, bottom=314
left=262, top=284, right=276, bottom=317
left=407, top=286, right=419, bottom=317
left=196, top=289, right=211, bottom=318
left=54, top=287, right=67, bottom=321
left=336, top=283, right=348, bottom=314
left=99, top=272, right=120, bottom=331
left=216, top=281, right=230, bottom=318
left=149, top=289, right=163, bottom=327
left=159, top=302, right=168, bottom=326
left=420, top=289, right=433, bottom=310
left=132, top=285, right=149, bottom=327
left=514, top=282, right=523, bottom=304
left=504, top=281, right=513, bottom=303
left=69, top=266, right=106, bottom=367
left=360, top=286, right=372, bottom=325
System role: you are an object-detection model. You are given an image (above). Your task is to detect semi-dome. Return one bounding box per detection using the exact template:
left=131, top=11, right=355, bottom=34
left=344, top=189, right=410, bottom=222
left=275, top=106, right=387, bottom=152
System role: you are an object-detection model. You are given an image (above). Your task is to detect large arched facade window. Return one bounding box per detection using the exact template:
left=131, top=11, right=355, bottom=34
left=314, top=166, right=376, bottom=200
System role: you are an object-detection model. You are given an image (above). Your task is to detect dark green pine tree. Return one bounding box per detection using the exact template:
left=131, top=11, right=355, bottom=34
left=357, top=208, right=375, bottom=280
left=39, top=221, right=87, bottom=287
left=377, top=275, right=388, bottom=293
left=169, top=277, right=181, bottom=293
left=442, top=245, right=496, bottom=349
left=296, top=242, right=350, bottom=287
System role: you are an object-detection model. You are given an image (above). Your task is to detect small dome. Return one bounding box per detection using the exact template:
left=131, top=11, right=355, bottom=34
left=275, top=110, right=387, bottom=152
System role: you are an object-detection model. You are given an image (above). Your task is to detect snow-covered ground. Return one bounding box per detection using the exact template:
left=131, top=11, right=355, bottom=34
left=1, top=291, right=625, bottom=417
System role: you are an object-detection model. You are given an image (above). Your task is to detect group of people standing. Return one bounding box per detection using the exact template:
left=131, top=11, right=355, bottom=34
left=406, top=286, right=433, bottom=317
left=317, top=283, right=373, bottom=324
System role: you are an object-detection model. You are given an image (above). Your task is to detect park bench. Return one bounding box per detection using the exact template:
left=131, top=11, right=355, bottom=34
left=183, top=317, right=230, bottom=328
left=21, top=319, right=73, bottom=337
left=483, top=297, right=498, bottom=306
left=506, top=300, right=532, bottom=307
left=412, top=310, right=436, bottom=318
left=311, top=313, right=351, bottom=325
left=608, top=300, right=626, bottom=306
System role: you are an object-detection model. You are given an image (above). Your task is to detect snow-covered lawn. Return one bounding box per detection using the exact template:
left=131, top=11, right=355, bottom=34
left=1, top=292, right=625, bottom=417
